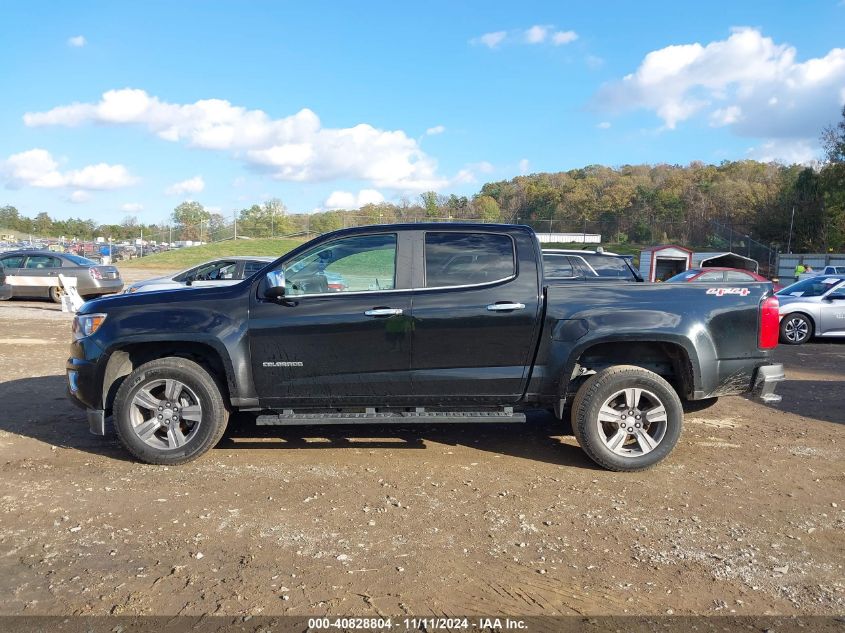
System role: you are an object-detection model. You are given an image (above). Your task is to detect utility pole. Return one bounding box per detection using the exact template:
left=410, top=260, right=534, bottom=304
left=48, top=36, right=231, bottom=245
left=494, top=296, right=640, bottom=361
left=140, top=227, right=143, bottom=258
left=786, top=206, right=795, bottom=254
left=169, top=224, right=172, bottom=246
left=233, top=211, right=237, bottom=240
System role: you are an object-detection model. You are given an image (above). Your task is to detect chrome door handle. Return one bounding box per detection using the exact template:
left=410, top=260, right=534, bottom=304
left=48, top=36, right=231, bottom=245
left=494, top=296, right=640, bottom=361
left=487, top=302, right=526, bottom=311
left=364, top=308, right=403, bottom=316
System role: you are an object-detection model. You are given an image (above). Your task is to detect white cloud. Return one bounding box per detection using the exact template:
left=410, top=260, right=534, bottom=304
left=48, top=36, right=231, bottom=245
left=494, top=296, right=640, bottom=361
left=165, top=176, right=205, bottom=196
left=519, top=158, right=531, bottom=175
left=2, top=148, right=136, bottom=191
left=525, top=25, right=549, bottom=44
left=746, top=139, right=819, bottom=164
left=67, top=35, right=86, bottom=48
left=596, top=27, right=845, bottom=140
left=121, top=202, right=144, bottom=212
left=710, top=105, right=742, bottom=127
left=425, top=125, right=446, bottom=136
left=552, top=30, right=578, bottom=46
left=324, top=189, right=385, bottom=209
left=67, top=190, right=91, bottom=203
left=472, top=26, right=578, bottom=50
left=473, top=31, right=507, bottom=49
left=453, top=161, right=495, bottom=184
left=596, top=121, right=611, bottom=129
left=26, top=88, right=452, bottom=192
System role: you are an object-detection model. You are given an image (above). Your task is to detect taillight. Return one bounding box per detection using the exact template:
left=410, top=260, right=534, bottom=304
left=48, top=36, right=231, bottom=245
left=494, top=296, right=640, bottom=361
left=89, top=267, right=103, bottom=280
left=759, top=295, right=779, bottom=349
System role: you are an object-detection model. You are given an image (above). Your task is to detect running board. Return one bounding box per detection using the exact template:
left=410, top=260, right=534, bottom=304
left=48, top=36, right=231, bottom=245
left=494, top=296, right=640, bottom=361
left=256, top=408, right=526, bottom=426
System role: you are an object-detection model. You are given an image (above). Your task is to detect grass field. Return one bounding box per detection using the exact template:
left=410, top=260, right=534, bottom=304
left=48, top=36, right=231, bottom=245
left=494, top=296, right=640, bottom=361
left=120, top=236, right=643, bottom=271
left=118, top=238, right=304, bottom=270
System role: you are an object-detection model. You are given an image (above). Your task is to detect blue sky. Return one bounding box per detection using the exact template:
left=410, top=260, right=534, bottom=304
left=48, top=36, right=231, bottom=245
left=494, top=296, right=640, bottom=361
left=1, top=0, right=844, bottom=225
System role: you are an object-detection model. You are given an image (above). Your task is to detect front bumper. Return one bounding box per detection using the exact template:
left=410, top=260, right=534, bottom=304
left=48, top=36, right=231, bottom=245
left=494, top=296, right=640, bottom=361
left=752, top=363, right=785, bottom=404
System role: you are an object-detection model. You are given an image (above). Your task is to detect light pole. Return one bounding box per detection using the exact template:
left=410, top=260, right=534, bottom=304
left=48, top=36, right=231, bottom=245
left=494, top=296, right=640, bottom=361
left=786, top=206, right=795, bottom=254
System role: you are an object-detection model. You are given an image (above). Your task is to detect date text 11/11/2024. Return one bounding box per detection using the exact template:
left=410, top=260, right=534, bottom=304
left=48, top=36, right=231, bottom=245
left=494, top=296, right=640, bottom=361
left=307, top=617, right=528, bottom=630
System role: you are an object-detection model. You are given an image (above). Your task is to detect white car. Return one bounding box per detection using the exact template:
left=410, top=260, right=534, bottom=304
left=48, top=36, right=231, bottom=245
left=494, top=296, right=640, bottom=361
left=125, top=256, right=274, bottom=293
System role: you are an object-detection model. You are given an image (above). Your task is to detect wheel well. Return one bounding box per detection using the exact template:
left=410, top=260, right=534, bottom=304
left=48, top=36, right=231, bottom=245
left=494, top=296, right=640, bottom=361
left=571, top=341, right=694, bottom=399
left=102, top=342, right=230, bottom=413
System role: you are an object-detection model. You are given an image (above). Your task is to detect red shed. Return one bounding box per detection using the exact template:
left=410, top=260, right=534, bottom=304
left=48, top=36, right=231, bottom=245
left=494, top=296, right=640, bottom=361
left=639, top=245, right=693, bottom=282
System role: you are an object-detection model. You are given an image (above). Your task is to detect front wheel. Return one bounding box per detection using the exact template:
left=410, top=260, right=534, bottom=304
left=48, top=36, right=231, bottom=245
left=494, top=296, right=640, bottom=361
left=570, top=365, right=683, bottom=472
left=49, top=286, right=64, bottom=303
left=780, top=313, right=813, bottom=345
left=113, top=357, right=229, bottom=465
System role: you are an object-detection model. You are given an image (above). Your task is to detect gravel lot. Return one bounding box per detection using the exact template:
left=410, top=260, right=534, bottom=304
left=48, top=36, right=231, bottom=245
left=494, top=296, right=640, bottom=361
left=0, top=280, right=843, bottom=616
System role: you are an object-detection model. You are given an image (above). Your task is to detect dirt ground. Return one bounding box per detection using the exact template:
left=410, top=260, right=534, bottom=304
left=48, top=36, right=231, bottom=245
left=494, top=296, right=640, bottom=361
left=0, top=277, right=843, bottom=617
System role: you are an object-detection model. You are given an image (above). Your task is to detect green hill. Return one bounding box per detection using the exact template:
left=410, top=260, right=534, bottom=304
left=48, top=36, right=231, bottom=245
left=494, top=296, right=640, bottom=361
left=120, top=238, right=304, bottom=270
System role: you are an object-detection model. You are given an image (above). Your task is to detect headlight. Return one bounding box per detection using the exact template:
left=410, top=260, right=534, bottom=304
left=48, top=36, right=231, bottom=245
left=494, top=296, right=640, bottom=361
left=72, top=313, right=107, bottom=339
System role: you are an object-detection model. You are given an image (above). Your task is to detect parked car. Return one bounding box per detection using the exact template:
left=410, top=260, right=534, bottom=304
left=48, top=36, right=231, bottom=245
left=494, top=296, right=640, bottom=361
left=775, top=275, right=845, bottom=344
left=124, top=257, right=274, bottom=293
left=542, top=249, right=642, bottom=282
left=68, top=224, right=783, bottom=471
left=0, top=250, right=123, bottom=302
left=0, top=262, right=11, bottom=300
left=665, top=267, right=782, bottom=291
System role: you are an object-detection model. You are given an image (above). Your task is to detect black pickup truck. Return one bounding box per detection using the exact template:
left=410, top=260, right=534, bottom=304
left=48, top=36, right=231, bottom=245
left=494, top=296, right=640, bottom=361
left=67, top=224, right=784, bottom=471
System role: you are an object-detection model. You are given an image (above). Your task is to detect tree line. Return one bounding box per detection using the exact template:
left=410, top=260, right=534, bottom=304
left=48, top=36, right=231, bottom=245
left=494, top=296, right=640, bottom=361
left=4, top=107, right=845, bottom=253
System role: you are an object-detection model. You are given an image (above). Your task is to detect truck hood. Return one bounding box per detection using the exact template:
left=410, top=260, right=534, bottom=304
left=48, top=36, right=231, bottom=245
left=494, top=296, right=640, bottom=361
left=79, top=281, right=247, bottom=314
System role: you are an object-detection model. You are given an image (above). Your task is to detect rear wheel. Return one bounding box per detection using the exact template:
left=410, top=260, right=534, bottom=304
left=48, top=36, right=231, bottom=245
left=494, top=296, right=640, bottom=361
left=571, top=365, right=683, bottom=472
left=113, top=357, right=228, bottom=465
left=49, top=286, right=64, bottom=303
left=780, top=313, right=813, bottom=345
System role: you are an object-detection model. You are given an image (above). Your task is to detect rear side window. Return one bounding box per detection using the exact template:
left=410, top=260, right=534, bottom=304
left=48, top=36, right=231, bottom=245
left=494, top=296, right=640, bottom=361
left=579, top=254, right=635, bottom=279
left=543, top=254, right=576, bottom=278
left=243, top=260, right=268, bottom=277
left=0, top=255, right=25, bottom=268
left=425, top=232, right=515, bottom=287
left=24, top=255, right=61, bottom=269
left=697, top=271, right=725, bottom=281
left=726, top=271, right=755, bottom=281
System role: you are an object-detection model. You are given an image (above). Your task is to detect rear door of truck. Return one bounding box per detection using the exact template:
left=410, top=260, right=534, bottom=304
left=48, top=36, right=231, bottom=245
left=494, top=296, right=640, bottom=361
left=409, top=228, right=543, bottom=403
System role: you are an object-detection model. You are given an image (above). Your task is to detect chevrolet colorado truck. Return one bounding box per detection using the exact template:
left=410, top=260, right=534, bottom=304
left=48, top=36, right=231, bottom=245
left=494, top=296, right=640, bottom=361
left=67, top=224, right=784, bottom=471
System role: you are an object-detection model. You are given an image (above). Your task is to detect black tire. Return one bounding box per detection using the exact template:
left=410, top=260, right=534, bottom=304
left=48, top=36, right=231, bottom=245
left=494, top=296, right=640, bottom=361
left=113, top=357, right=229, bottom=465
left=570, top=365, right=683, bottom=472
left=779, top=312, right=813, bottom=345
left=49, top=286, right=64, bottom=303
left=682, top=396, right=718, bottom=413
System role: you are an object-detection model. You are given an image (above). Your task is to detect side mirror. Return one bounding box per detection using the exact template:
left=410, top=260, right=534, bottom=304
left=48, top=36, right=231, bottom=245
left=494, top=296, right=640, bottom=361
left=825, top=293, right=845, bottom=301
left=264, top=270, right=286, bottom=299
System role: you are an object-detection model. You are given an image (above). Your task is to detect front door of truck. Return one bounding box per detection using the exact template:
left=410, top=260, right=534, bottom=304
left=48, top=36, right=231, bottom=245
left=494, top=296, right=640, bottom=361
left=409, top=231, right=541, bottom=404
left=248, top=232, right=414, bottom=406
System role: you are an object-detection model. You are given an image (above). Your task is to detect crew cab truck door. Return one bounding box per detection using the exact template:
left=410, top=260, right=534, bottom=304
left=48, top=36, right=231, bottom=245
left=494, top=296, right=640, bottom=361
left=248, top=232, right=414, bottom=405
left=409, top=230, right=542, bottom=403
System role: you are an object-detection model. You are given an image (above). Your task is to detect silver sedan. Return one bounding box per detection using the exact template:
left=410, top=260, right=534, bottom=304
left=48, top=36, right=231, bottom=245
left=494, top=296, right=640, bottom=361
left=0, top=250, right=123, bottom=302
left=776, top=275, right=845, bottom=344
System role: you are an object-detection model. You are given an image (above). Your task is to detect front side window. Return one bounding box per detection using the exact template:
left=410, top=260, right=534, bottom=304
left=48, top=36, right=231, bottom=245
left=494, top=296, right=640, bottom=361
left=283, top=234, right=396, bottom=296
left=178, top=261, right=238, bottom=282
left=25, top=255, right=60, bottom=269
left=425, top=232, right=514, bottom=288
